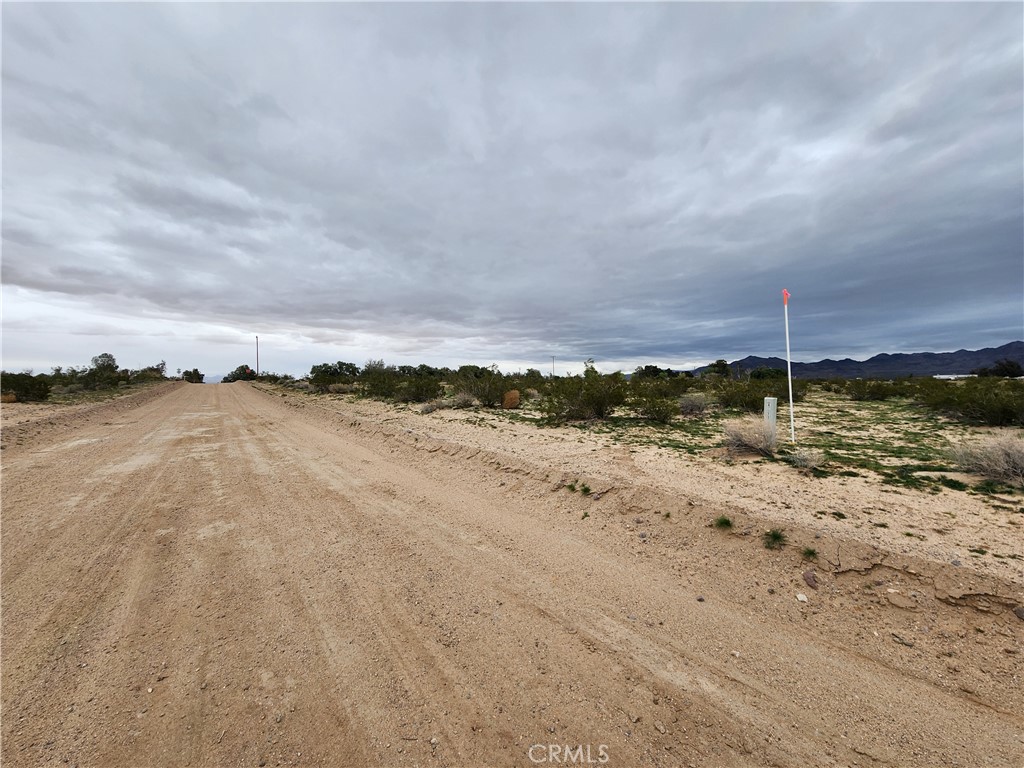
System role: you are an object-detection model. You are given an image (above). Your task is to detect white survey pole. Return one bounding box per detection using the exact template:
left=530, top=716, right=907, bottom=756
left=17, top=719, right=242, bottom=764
left=782, top=289, right=795, bottom=442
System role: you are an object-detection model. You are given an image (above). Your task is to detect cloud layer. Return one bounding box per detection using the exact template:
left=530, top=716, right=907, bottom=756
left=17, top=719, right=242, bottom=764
left=3, top=3, right=1021, bottom=375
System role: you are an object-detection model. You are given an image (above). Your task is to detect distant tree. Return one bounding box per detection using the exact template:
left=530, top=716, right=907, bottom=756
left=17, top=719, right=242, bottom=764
left=182, top=368, right=205, bottom=383
left=309, top=361, right=360, bottom=392
left=705, top=359, right=732, bottom=378
left=223, top=364, right=257, bottom=383
left=633, top=365, right=679, bottom=379
left=749, top=366, right=787, bottom=380
left=360, top=359, right=399, bottom=399
left=973, top=359, right=1024, bottom=378
left=91, top=352, right=118, bottom=372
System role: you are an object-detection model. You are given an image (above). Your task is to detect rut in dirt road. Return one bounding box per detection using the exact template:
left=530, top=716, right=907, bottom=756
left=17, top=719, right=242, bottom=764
left=2, top=383, right=1022, bottom=768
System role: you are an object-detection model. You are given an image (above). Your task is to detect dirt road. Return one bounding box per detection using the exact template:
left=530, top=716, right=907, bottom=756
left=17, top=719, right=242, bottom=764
left=2, top=383, right=1022, bottom=767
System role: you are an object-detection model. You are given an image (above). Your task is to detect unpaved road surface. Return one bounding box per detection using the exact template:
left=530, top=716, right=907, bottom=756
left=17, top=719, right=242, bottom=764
left=3, top=383, right=1022, bottom=767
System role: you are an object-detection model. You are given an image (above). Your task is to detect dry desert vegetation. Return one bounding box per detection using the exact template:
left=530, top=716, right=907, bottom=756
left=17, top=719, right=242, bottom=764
left=2, top=381, right=1022, bottom=767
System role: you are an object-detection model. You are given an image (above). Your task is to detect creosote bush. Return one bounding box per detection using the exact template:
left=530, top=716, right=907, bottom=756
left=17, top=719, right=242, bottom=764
left=722, top=416, right=778, bottom=456
left=542, top=360, right=626, bottom=422
left=715, top=379, right=808, bottom=412
left=914, top=377, right=1024, bottom=427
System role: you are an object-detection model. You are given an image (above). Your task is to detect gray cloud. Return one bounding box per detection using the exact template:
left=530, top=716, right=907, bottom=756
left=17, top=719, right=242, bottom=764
left=2, top=3, right=1021, bottom=376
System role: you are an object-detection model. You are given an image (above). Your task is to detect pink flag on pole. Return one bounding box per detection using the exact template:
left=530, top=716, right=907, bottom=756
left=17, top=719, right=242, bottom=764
left=782, top=288, right=791, bottom=306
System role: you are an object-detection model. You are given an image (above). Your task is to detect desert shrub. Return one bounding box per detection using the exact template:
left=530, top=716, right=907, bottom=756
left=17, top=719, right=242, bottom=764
left=818, top=378, right=847, bottom=393
left=637, top=397, right=678, bottom=424
left=973, top=359, right=1024, bottom=378
left=394, top=375, right=442, bottom=403
left=223, top=364, right=257, bottom=383
left=455, top=365, right=507, bottom=407
left=502, top=390, right=521, bottom=410
left=420, top=399, right=448, bottom=414
left=255, top=372, right=293, bottom=385
left=450, top=391, right=476, bottom=409
left=789, top=447, right=826, bottom=469
left=715, top=379, right=807, bottom=412
left=704, top=359, right=733, bottom=378
left=0, top=372, right=52, bottom=402
left=542, top=361, right=627, bottom=422
left=678, top=393, right=708, bottom=417
left=914, top=377, right=1024, bottom=426
left=360, top=360, right=400, bottom=399
left=845, top=379, right=894, bottom=401
left=309, top=361, right=360, bottom=392
left=948, top=435, right=1024, bottom=485
left=507, top=368, right=547, bottom=393
left=629, top=379, right=679, bottom=423
left=749, top=366, right=787, bottom=380
left=722, top=415, right=778, bottom=456
left=327, top=382, right=358, bottom=394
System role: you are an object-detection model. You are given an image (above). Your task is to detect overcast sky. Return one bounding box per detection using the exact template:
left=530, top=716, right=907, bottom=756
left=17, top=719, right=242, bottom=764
left=3, top=2, right=1022, bottom=378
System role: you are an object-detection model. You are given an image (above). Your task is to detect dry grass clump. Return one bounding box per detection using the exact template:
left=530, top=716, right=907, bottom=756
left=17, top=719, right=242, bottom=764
left=451, top=391, right=476, bottom=409
left=790, top=447, right=826, bottom=470
left=422, top=391, right=479, bottom=414
left=948, top=435, right=1024, bottom=485
left=327, top=382, right=359, bottom=394
left=678, top=393, right=708, bottom=417
left=723, top=416, right=778, bottom=456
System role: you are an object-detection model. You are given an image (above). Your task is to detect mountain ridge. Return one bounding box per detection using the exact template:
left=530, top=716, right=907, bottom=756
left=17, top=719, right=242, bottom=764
left=697, top=341, right=1024, bottom=378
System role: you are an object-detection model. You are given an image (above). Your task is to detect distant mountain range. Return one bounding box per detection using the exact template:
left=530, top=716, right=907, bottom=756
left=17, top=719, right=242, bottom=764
left=697, top=341, right=1024, bottom=379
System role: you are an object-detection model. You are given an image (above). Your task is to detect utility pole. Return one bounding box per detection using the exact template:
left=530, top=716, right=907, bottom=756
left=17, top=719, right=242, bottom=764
left=256, top=335, right=260, bottom=377
left=551, top=356, right=555, bottom=377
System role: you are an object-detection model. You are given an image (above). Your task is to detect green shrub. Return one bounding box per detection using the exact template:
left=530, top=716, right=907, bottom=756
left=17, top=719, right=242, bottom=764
left=715, top=379, right=807, bottom=412
left=309, top=361, right=360, bottom=392
left=0, top=372, right=52, bottom=401
left=455, top=365, right=507, bottom=407
left=749, top=366, right=787, bottom=380
left=629, top=380, right=679, bottom=423
left=360, top=359, right=400, bottom=399
left=846, top=379, right=894, bottom=401
left=394, top=375, right=443, bottom=403
left=973, top=359, right=1024, bottom=378
left=222, top=364, right=257, bottom=383
left=819, top=378, right=847, bottom=393
left=914, top=378, right=1024, bottom=426
left=542, top=360, right=627, bottom=422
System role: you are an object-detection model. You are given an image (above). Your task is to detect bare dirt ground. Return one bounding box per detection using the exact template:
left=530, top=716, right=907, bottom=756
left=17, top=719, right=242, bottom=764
left=2, top=382, right=1022, bottom=768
